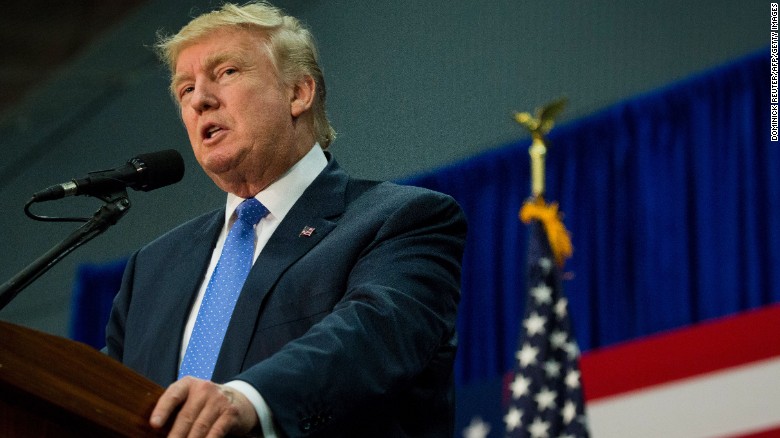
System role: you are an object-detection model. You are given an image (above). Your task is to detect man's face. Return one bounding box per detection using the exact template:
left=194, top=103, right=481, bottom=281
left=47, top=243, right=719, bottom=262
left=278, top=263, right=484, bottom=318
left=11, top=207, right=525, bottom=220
left=173, top=28, right=309, bottom=196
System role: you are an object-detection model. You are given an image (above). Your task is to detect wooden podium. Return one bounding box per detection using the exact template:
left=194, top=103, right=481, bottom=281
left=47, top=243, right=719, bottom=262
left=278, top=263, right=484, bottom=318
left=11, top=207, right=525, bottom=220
left=0, top=321, right=169, bottom=437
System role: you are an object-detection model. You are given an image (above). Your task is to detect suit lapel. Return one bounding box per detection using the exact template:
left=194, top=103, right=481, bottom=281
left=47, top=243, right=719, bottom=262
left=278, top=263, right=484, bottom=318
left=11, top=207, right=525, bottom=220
left=212, top=156, right=348, bottom=381
left=146, top=210, right=223, bottom=384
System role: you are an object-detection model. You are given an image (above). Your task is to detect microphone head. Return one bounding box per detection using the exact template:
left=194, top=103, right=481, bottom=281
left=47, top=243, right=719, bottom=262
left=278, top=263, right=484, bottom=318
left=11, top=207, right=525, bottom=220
left=129, top=149, right=185, bottom=192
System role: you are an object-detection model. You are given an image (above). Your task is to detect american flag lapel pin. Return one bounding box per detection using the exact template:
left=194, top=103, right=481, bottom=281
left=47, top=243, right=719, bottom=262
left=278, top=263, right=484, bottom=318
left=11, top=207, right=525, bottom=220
left=299, top=226, right=316, bottom=237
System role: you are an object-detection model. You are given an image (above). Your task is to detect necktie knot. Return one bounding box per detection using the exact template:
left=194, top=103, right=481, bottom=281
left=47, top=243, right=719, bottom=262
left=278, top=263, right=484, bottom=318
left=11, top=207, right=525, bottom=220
left=236, top=198, right=268, bottom=226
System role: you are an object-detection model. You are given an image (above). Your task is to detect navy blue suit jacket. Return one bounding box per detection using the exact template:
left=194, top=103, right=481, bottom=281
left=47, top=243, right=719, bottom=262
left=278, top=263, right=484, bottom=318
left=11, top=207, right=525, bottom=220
left=106, top=155, right=467, bottom=437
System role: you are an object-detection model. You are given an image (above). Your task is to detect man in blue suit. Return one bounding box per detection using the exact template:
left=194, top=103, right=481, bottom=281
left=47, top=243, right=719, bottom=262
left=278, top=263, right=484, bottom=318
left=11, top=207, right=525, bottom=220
left=105, top=2, right=466, bottom=437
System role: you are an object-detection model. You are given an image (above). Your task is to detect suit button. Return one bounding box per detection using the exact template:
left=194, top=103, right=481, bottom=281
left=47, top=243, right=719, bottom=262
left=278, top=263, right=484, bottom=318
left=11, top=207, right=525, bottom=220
left=300, top=419, right=312, bottom=432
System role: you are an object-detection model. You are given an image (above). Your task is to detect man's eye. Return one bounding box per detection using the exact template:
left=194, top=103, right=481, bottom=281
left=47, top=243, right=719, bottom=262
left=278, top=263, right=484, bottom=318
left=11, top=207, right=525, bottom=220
left=224, top=68, right=238, bottom=76
left=179, top=86, right=194, bottom=99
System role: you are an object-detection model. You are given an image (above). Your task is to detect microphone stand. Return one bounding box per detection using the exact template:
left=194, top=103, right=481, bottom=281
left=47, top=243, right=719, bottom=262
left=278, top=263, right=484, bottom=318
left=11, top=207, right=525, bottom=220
left=0, top=191, right=131, bottom=311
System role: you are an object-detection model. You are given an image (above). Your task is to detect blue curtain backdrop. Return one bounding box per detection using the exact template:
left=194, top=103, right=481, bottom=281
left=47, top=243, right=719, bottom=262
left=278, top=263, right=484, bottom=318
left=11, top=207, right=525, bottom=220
left=71, top=48, right=775, bottom=419
left=401, top=48, right=775, bottom=387
left=69, top=258, right=127, bottom=348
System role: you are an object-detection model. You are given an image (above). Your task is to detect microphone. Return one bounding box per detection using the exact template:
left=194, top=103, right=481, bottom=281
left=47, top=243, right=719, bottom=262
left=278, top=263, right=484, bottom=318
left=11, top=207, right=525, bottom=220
left=31, top=149, right=185, bottom=202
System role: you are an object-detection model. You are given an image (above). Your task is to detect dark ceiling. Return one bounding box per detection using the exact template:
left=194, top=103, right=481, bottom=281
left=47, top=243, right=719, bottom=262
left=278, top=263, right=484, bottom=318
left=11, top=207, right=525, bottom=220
left=0, top=0, right=149, bottom=118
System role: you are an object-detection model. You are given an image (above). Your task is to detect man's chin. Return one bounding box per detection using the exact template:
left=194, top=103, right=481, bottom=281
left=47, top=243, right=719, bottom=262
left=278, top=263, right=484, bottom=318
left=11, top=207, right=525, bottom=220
left=201, top=155, right=238, bottom=177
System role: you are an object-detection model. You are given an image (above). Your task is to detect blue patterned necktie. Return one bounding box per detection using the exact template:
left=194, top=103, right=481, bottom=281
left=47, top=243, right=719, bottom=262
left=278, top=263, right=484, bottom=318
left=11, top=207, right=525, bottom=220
left=179, top=198, right=268, bottom=380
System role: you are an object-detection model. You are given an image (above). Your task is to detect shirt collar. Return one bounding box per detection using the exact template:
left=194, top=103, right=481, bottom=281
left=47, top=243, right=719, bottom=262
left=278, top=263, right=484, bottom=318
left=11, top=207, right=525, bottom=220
left=224, top=144, right=327, bottom=224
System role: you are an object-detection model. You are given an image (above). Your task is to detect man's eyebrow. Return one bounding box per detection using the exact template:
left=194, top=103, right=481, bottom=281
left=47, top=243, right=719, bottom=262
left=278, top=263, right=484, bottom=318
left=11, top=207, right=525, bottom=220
left=170, top=72, right=193, bottom=96
left=205, top=52, right=245, bottom=71
left=170, top=51, right=248, bottom=95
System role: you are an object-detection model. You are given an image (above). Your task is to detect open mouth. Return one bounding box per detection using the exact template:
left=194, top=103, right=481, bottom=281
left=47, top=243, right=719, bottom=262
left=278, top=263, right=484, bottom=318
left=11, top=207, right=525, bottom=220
left=204, top=125, right=223, bottom=139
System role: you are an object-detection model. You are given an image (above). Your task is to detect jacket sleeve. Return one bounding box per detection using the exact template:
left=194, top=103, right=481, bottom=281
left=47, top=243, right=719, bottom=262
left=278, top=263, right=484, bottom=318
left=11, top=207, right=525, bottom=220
left=104, top=250, right=139, bottom=363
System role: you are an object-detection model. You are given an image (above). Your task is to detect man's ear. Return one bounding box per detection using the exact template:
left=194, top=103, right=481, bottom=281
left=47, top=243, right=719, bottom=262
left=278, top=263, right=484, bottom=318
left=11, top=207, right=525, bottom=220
left=290, top=75, right=316, bottom=117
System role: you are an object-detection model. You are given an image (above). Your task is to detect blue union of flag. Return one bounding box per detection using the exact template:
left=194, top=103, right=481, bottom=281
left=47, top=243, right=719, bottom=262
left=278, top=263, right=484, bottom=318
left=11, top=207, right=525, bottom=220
left=504, top=216, right=589, bottom=438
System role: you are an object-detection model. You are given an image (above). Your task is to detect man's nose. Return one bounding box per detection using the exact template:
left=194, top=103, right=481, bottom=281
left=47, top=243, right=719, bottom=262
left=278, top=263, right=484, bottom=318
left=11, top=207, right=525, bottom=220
left=190, top=83, right=219, bottom=112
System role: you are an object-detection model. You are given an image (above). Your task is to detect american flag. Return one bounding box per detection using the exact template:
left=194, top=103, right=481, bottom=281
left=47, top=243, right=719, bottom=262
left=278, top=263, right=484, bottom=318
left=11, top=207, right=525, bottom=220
left=504, top=220, right=589, bottom=438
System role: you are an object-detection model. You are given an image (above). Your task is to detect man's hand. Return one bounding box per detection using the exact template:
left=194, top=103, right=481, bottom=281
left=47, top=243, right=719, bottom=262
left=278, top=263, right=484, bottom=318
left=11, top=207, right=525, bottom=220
left=150, top=376, right=259, bottom=437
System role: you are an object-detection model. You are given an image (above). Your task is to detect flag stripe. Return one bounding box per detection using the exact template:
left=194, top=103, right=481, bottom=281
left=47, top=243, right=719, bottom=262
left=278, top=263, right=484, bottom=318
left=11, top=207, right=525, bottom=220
left=587, top=357, right=780, bottom=438
left=733, top=426, right=780, bottom=438
left=580, top=303, right=780, bottom=400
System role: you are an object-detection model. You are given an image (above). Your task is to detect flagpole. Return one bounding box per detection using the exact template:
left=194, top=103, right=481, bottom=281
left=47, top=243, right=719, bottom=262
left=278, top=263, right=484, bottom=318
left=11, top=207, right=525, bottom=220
left=514, top=98, right=567, bottom=200
left=514, top=98, right=573, bottom=267
left=528, top=134, right=547, bottom=199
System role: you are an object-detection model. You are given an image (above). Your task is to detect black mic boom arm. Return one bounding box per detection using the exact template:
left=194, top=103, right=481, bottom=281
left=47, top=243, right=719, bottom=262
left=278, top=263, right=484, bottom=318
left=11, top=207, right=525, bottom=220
left=0, top=193, right=131, bottom=311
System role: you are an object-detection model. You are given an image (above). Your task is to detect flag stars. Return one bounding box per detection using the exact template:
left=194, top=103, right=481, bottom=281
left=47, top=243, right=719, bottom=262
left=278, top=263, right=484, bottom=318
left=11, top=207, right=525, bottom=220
left=528, top=417, right=550, bottom=438
left=544, top=360, right=561, bottom=379
left=504, top=407, right=523, bottom=431
left=563, top=341, right=580, bottom=359
left=503, top=222, right=590, bottom=437
left=554, top=297, right=569, bottom=319
left=550, top=330, right=568, bottom=349
left=516, top=343, right=539, bottom=367
left=534, top=387, right=557, bottom=411
left=524, top=312, right=548, bottom=336
left=510, top=374, right=532, bottom=399
left=562, top=400, right=577, bottom=424
left=531, top=283, right=553, bottom=305
left=537, top=257, right=553, bottom=275
left=462, top=417, right=491, bottom=438
left=565, top=370, right=581, bottom=389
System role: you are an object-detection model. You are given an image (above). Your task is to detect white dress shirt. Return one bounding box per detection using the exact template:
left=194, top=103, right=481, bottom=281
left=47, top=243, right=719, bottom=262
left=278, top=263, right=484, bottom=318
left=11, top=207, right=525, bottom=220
left=180, top=144, right=327, bottom=436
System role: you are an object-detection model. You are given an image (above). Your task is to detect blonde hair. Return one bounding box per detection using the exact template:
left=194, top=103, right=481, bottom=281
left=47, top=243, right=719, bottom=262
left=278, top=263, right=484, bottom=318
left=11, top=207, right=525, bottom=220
left=155, top=2, right=336, bottom=148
